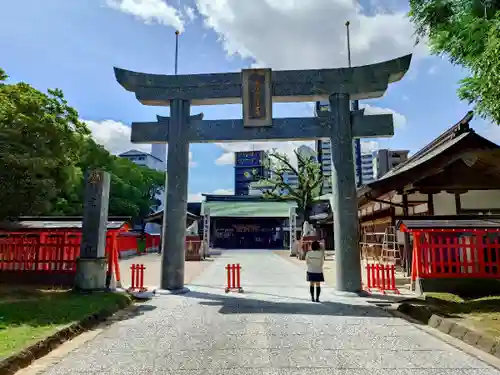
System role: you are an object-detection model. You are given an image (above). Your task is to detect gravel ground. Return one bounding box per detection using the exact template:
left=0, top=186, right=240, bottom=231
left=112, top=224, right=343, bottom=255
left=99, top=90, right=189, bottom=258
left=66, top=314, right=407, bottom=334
left=34, top=250, right=500, bottom=374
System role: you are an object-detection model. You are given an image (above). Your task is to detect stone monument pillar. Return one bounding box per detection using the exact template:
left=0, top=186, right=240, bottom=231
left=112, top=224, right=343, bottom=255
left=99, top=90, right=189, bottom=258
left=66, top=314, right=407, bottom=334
left=74, top=169, right=111, bottom=291
left=329, top=93, right=363, bottom=294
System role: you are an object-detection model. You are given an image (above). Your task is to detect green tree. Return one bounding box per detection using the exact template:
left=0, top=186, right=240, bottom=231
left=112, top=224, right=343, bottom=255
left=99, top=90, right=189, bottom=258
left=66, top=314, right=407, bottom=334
left=409, top=0, right=500, bottom=122
left=255, top=149, right=325, bottom=221
left=107, top=156, right=165, bottom=222
left=53, top=138, right=166, bottom=222
left=0, top=67, right=165, bottom=223
left=0, top=69, right=89, bottom=220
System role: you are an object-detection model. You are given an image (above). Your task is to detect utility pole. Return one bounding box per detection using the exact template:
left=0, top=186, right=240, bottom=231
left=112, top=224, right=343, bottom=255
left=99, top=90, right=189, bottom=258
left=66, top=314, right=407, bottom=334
left=174, top=30, right=180, bottom=75
left=346, top=21, right=362, bottom=187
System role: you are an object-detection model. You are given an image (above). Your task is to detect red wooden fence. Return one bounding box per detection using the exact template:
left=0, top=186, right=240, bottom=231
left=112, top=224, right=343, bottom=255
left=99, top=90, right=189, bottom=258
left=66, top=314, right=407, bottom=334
left=402, top=228, right=500, bottom=281
left=0, top=232, right=116, bottom=272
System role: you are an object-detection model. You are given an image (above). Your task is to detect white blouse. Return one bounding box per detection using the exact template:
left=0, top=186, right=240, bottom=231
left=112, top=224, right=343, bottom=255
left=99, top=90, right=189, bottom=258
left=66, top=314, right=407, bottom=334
left=306, top=250, right=325, bottom=273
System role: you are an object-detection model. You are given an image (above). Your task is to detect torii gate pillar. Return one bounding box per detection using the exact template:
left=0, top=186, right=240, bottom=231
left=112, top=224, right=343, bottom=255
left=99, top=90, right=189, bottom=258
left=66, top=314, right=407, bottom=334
left=328, top=93, right=360, bottom=293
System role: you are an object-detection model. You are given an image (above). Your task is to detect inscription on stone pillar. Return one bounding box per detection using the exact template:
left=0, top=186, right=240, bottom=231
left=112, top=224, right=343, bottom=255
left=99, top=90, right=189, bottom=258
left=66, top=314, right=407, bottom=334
left=242, top=69, right=272, bottom=127
left=81, top=169, right=110, bottom=259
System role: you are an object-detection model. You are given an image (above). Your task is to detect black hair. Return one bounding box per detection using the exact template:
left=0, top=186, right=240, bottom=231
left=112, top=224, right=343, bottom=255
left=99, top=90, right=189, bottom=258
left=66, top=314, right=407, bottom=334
left=311, top=240, right=321, bottom=251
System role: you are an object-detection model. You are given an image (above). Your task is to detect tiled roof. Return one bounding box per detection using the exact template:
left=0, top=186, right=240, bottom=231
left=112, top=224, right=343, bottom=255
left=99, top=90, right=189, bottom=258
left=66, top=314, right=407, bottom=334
left=2, top=217, right=130, bottom=230
left=201, top=200, right=297, bottom=218
left=396, top=216, right=500, bottom=230
left=358, top=111, right=499, bottom=202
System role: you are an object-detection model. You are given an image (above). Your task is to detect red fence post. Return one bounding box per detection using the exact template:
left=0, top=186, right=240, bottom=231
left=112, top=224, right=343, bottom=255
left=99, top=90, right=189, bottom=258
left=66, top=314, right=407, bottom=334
left=231, top=263, right=236, bottom=289
left=131, top=264, right=136, bottom=290
left=139, top=264, right=145, bottom=290
left=225, top=264, right=230, bottom=292
left=225, top=263, right=243, bottom=293
left=236, top=264, right=241, bottom=289
left=364, top=264, right=372, bottom=293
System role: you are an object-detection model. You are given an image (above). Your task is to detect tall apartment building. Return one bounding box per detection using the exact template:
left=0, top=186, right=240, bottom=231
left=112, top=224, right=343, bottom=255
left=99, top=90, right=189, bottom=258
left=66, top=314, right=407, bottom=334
left=361, top=153, right=375, bottom=184
left=314, top=102, right=409, bottom=189
left=151, top=144, right=167, bottom=171
left=280, top=145, right=316, bottom=194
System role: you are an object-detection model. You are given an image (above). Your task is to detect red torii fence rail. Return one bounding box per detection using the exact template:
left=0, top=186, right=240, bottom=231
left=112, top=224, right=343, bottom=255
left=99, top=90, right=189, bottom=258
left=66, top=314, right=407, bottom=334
left=398, top=222, right=500, bottom=281
left=0, top=227, right=125, bottom=286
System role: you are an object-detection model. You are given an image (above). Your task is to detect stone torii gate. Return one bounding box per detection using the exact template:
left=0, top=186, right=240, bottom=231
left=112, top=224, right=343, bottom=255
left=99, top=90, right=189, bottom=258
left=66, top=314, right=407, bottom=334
left=114, top=54, right=412, bottom=294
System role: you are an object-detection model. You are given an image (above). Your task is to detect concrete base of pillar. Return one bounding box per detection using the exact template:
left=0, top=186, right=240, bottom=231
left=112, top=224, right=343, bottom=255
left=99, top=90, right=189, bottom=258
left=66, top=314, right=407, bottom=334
left=289, top=240, right=299, bottom=257
left=74, top=257, right=108, bottom=291
left=332, top=290, right=369, bottom=298
left=155, top=287, right=190, bottom=295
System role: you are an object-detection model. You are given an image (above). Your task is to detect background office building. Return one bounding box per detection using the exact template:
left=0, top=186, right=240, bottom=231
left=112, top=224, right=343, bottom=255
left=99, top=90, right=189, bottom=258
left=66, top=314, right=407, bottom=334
left=234, top=150, right=270, bottom=196
left=314, top=102, right=410, bottom=189
left=282, top=145, right=317, bottom=192
left=372, top=149, right=409, bottom=180
left=361, top=153, right=375, bottom=184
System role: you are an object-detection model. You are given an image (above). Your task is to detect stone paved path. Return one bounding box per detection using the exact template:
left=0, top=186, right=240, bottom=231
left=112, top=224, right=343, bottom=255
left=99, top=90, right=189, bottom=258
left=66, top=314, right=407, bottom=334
left=38, top=251, right=500, bottom=374
left=119, top=253, right=212, bottom=287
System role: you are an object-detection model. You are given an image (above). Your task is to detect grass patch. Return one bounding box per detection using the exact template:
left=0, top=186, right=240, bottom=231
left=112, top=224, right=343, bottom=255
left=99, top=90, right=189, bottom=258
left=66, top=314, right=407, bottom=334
left=423, top=292, right=500, bottom=337
left=0, top=289, right=130, bottom=359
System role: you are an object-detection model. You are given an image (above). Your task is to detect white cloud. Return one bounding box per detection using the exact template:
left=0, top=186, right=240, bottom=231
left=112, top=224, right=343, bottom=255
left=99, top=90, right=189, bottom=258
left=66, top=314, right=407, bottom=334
left=361, top=140, right=379, bottom=153
left=195, top=0, right=428, bottom=70
left=184, top=6, right=196, bottom=22
left=428, top=65, right=438, bottom=75
left=85, top=119, right=149, bottom=154
left=106, top=0, right=185, bottom=31
left=188, top=188, right=234, bottom=202
left=362, top=104, right=407, bottom=129
left=479, top=121, right=500, bottom=143
left=84, top=119, right=196, bottom=166
left=109, top=0, right=427, bottom=70
left=215, top=151, right=234, bottom=165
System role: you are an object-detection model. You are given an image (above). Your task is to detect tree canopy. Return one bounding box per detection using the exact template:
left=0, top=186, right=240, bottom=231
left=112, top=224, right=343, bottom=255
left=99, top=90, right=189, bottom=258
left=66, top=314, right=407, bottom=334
left=0, top=68, right=165, bottom=222
left=409, top=0, right=500, bottom=123
left=254, top=149, right=324, bottom=221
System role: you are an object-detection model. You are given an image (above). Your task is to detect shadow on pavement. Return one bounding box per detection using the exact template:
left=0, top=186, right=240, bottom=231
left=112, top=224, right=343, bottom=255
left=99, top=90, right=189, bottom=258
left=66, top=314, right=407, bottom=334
left=102, top=303, right=157, bottom=326
left=188, top=283, right=314, bottom=302
left=364, top=293, right=416, bottom=304
left=181, top=289, right=393, bottom=318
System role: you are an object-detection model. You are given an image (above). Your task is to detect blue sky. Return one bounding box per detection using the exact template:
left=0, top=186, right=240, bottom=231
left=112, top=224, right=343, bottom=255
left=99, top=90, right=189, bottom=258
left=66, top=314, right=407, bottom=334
left=1, top=0, right=497, bottom=201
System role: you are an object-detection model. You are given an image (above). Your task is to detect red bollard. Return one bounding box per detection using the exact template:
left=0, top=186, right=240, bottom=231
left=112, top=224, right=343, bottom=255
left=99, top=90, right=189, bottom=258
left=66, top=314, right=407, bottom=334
left=129, top=264, right=147, bottom=292
left=387, top=264, right=400, bottom=294
left=363, top=263, right=400, bottom=295
left=225, top=263, right=244, bottom=293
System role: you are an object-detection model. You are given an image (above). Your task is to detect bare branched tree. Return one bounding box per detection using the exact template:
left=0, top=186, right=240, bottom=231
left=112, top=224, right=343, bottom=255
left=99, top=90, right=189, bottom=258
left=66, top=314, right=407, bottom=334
left=254, top=149, right=325, bottom=221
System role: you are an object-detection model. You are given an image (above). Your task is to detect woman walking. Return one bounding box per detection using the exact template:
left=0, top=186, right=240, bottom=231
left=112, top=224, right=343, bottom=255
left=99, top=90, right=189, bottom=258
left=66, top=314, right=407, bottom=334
left=306, top=240, right=325, bottom=302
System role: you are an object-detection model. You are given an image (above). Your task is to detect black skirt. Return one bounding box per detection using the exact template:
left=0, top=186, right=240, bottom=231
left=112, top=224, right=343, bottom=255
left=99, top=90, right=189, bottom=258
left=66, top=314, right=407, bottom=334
left=306, top=272, right=324, bottom=282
